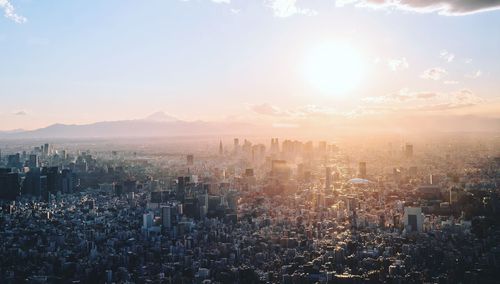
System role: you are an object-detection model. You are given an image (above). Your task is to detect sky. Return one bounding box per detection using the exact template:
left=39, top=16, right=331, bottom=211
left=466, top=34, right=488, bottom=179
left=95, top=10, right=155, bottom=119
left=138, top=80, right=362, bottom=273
left=1, top=0, right=499, bottom=132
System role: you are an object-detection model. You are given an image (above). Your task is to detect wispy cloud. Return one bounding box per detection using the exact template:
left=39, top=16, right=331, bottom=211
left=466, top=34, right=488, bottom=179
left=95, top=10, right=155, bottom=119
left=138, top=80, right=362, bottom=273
left=421, top=67, right=447, bottom=81
left=363, top=89, right=484, bottom=112
left=465, top=70, right=482, bottom=79
left=387, top=57, right=409, bottom=71
left=0, top=0, right=26, bottom=23
left=250, top=103, right=339, bottom=117
left=13, top=110, right=27, bottom=116
left=335, top=0, right=500, bottom=16
left=265, top=0, right=317, bottom=17
left=440, top=50, right=455, bottom=62
left=211, top=0, right=230, bottom=4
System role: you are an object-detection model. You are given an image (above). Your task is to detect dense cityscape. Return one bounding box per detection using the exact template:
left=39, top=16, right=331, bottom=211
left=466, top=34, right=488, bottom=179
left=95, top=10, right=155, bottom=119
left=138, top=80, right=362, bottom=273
left=2, top=1, right=500, bottom=283
left=0, top=135, right=499, bottom=283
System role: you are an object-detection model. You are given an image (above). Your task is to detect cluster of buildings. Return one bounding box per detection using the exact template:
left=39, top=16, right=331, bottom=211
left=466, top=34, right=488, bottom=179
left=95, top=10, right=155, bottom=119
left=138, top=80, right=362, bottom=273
left=0, top=136, right=499, bottom=283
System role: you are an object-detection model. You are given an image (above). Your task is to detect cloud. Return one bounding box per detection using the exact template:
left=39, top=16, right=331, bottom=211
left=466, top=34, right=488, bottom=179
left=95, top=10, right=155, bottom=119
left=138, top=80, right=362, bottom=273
left=265, top=0, right=318, bottom=17
left=421, top=67, right=447, bottom=80
left=440, top=50, right=455, bottom=62
left=251, top=103, right=291, bottom=116
left=13, top=110, right=27, bottom=116
left=250, top=103, right=340, bottom=117
left=444, top=80, right=459, bottom=85
left=211, top=0, right=230, bottom=4
left=387, top=57, right=409, bottom=71
left=0, top=0, right=26, bottom=23
left=363, top=89, right=484, bottom=112
left=465, top=70, right=482, bottom=79
left=335, top=0, right=500, bottom=15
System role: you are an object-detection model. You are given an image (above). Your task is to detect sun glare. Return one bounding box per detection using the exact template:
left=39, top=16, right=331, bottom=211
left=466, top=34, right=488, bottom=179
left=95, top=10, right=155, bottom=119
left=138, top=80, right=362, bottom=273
left=304, top=41, right=366, bottom=95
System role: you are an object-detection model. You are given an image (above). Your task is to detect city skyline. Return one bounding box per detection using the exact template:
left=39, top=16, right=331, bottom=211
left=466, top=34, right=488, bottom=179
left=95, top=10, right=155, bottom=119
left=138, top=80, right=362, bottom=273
left=1, top=0, right=500, bottom=132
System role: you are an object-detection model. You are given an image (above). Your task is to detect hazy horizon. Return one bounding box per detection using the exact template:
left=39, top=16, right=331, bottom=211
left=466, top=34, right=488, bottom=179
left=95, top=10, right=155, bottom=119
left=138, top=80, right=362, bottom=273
left=1, top=0, right=499, bottom=134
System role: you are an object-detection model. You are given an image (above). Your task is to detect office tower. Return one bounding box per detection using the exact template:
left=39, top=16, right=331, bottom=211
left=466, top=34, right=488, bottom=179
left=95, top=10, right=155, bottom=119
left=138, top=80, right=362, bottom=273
left=359, top=162, right=367, bottom=179
left=219, top=140, right=223, bottom=156
left=270, top=138, right=280, bottom=154
left=408, top=166, right=417, bottom=177
left=405, top=144, right=413, bottom=158
left=233, top=138, right=240, bottom=154
left=0, top=169, right=20, bottom=200
left=142, top=212, right=153, bottom=229
left=28, top=154, right=39, bottom=168
left=42, top=167, right=61, bottom=195
left=123, top=179, right=137, bottom=193
left=403, top=207, right=423, bottom=232
left=318, top=141, right=327, bottom=153
left=245, top=168, right=254, bottom=177
left=44, top=143, right=50, bottom=156
left=176, top=176, right=186, bottom=202
left=161, top=206, right=172, bottom=229
left=187, top=154, right=194, bottom=166
left=61, top=169, right=73, bottom=193
left=7, top=154, right=21, bottom=168
left=114, top=184, right=123, bottom=196
left=22, top=168, right=42, bottom=196
left=449, top=187, right=462, bottom=204
left=325, top=166, right=332, bottom=190
left=61, top=150, right=67, bottom=159
left=271, top=160, right=290, bottom=178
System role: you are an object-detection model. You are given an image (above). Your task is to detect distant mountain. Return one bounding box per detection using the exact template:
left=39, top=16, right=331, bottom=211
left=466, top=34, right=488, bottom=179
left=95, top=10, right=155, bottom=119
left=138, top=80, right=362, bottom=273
left=0, top=115, right=261, bottom=139
left=144, top=111, right=179, bottom=122
left=0, top=128, right=26, bottom=134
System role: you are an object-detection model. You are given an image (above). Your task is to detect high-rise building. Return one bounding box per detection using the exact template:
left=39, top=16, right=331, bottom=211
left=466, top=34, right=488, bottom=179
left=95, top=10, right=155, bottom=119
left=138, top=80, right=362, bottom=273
left=43, top=143, right=50, bottom=156
left=7, top=154, right=21, bottom=168
left=270, top=138, right=280, bottom=154
left=143, top=212, right=154, bottom=229
left=233, top=138, right=240, bottom=154
left=161, top=206, right=172, bottom=229
left=0, top=169, right=20, bottom=200
left=61, top=169, right=74, bottom=193
left=403, top=207, right=423, bottom=232
left=318, top=141, right=327, bottom=153
left=405, top=144, right=413, bottom=158
left=187, top=154, right=194, bottom=166
left=219, top=140, right=223, bottom=156
left=325, top=166, right=332, bottom=190
left=449, top=187, right=462, bottom=204
left=22, top=168, right=42, bottom=196
left=41, top=167, right=61, bottom=195
left=358, top=162, right=367, bottom=178
left=28, top=154, right=39, bottom=168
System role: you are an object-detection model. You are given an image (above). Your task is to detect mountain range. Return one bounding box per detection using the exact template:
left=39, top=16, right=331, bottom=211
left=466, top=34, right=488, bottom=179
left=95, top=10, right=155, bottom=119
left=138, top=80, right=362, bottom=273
left=0, top=112, right=260, bottom=139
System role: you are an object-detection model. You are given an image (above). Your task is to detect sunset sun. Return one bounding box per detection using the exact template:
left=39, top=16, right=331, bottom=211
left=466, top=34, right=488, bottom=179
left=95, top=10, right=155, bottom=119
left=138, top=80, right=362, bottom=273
left=304, top=41, right=366, bottom=95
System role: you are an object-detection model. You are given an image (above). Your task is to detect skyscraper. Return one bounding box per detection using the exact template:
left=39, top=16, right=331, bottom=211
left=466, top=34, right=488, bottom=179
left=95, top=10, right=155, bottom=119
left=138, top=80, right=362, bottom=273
left=28, top=154, right=39, bottom=168
left=0, top=170, right=20, bottom=200
left=187, top=154, right=194, bottom=166
left=161, top=206, right=172, bottom=229
left=270, top=138, right=280, bottom=154
left=359, top=162, right=367, bottom=179
left=219, top=140, right=223, bottom=156
left=61, top=169, right=73, bottom=193
left=325, top=166, right=332, bottom=190
left=233, top=138, right=240, bottom=154
left=404, top=207, right=423, bottom=232
left=405, top=144, right=413, bottom=158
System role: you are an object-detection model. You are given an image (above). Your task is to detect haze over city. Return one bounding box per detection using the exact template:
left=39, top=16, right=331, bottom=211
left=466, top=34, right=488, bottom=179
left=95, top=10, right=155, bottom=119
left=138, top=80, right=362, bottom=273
left=1, top=1, right=500, bottom=284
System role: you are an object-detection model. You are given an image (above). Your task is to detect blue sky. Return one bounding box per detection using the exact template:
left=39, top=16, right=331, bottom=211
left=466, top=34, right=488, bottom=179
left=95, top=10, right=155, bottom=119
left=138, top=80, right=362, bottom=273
left=1, top=0, right=499, bottom=131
